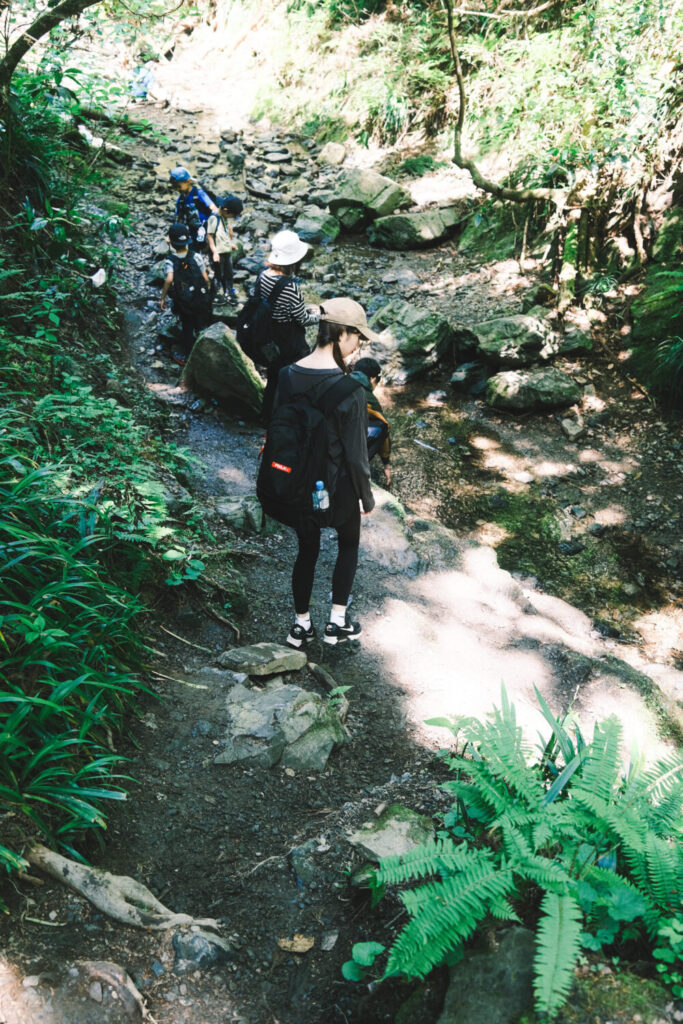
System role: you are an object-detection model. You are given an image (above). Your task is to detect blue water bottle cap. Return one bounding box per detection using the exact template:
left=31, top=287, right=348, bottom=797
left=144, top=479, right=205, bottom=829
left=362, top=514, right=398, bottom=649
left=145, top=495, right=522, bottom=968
left=315, top=480, right=324, bottom=489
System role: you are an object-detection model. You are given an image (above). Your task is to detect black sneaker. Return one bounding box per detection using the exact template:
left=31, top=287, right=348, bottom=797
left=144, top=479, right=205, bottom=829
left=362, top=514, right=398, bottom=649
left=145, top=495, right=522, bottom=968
left=286, top=622, right=316, bottom=649
left=323, top=618, right=362, bottom=645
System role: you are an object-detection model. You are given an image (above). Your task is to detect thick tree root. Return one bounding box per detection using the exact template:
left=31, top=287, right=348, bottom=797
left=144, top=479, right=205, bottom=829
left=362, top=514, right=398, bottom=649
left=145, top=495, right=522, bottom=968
left=28, top=845, right=222, bottom=933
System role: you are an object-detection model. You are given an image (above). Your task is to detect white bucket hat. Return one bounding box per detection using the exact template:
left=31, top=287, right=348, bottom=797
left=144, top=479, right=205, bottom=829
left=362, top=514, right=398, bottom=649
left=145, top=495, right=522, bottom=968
left=268, top=230, right=309, bottom=266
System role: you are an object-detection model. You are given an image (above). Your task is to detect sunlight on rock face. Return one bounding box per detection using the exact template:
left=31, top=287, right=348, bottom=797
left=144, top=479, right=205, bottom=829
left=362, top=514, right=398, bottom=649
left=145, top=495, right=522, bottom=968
left=535, top=459, right=579, bottom=477
left=633, top=606, right=683, bottom=664
left=0, top=960, right=32, bottom=1023
left=366, top=595, right=553, bottom=743
left=471, top=434, right=501, bottom=451
left=217, top=466, right=251, bottom=489
left=472, top=522, right=509, bottom=547
left=593, top=504, right=626, bottom=525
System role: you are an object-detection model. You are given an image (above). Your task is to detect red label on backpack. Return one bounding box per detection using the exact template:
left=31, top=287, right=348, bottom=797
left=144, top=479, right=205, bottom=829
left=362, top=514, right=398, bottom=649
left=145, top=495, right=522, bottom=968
left=271, top=461, right=292, bottom=474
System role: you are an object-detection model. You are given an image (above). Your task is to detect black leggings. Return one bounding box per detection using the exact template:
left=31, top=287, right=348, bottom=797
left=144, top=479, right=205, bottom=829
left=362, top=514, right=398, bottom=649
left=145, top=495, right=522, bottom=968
left=293, top=505, right=361, bottom=614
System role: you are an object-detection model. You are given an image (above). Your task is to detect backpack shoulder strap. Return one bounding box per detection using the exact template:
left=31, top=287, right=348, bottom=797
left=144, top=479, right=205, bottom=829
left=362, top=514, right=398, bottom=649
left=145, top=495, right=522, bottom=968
left=263, top=274, right=291, bottom=312
left=317, top=374, right=362, bottom=415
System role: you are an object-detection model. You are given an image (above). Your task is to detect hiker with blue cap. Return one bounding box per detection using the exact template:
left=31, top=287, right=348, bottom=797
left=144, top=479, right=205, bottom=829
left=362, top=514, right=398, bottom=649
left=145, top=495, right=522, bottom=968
left=169, top=166, right=218, bottom=252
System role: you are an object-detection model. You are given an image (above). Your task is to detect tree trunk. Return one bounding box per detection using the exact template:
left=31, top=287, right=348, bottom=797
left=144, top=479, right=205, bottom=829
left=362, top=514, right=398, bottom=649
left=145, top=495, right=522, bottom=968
left=444, top=0, right=568, bottom=209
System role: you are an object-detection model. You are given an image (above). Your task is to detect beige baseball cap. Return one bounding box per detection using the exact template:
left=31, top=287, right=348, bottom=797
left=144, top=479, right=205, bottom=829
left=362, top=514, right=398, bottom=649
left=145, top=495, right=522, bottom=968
left=319, top=297, right=381, bottom=343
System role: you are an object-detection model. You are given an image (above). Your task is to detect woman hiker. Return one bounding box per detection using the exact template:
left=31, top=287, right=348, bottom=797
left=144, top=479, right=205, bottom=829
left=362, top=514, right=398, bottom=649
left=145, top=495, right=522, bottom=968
left=270, top=297, right=379, bottom=650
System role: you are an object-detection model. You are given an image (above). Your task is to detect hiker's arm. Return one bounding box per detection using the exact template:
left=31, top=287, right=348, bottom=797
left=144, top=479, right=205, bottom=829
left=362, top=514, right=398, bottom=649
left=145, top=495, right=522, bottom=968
left=340, top=393, right=374, bottom=514
left=159, top=271, right=173, bottom=310
left=207, top=229, right=219, bottom=262
left=197, top=187, right=218, bottom=214
left=286, top=284, right=318, bottom=326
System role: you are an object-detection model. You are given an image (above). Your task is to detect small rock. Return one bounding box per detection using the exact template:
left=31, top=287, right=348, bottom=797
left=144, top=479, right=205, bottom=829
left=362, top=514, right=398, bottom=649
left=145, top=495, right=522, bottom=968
left=217, top=642, right=307, bottom=676
left=560, top=416, right=586, bottom=440
left=88, top=980, right=103, bottom=1003
left=559, top=540, right=585, bottom=555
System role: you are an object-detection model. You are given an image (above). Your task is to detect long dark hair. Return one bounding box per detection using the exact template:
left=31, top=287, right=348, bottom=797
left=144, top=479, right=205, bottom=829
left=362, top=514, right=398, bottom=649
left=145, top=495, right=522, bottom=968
left=316, top=320, right=348, bottom=373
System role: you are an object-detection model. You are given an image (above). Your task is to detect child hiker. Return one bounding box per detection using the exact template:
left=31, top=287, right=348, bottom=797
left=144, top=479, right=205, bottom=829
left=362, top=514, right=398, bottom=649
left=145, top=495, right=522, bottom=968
left=159, top=223, right=212, bottom=367
left=169, top=166, right=218, bottom=252
left=349, top=356, right=392, bottom=486
left=207, top=195, right=243, bottom=305
left=270, top=297, right=379, bottom=650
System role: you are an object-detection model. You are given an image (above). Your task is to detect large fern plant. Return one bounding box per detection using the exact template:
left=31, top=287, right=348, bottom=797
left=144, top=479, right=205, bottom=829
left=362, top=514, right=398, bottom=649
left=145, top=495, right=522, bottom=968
left=371, top=688, right=683, bottom=1019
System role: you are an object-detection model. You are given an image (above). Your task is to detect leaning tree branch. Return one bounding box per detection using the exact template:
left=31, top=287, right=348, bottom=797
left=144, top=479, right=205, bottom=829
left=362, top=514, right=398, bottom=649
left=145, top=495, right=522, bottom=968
left=444, top=0, right=567, bottom=207
left=0, top=0, right=102, bottom=97
left=451, top=0, right=561, bottom=19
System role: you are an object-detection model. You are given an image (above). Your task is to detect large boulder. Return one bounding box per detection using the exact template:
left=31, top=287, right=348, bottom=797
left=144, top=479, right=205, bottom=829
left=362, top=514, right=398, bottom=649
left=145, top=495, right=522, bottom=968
left=317, top=141, right=346, bottom=166
left=470, top=314, right=556, bottom=366
left=328, top=169, right=411, bottom=230
left=486, top=368, right=582, bottom=411
left=367, top=206, right=462, bottom=250
left=182, top=322, right=263, bottom=418
left=214, top=679, right=346, bottom=771
left=369, top=299, right=457, bottom=381
left=293, top=205, right=340, bottom=244
left=437, top=927, right=535, bottom=1024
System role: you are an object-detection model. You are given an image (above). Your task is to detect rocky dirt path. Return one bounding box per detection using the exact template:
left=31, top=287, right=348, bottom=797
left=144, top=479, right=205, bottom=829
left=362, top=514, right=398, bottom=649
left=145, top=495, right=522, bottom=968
left=1, top=101, right=682, bottom=1024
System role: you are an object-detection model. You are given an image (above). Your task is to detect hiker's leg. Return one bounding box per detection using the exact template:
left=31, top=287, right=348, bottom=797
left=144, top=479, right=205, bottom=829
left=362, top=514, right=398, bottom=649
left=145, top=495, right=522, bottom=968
left=222, top=252, right=234, bottom=289
left=261, top=362, right=282, bottom=425
left=331, top=505, right=361, bottom=608
left=292, top=523, right=321, bottom=616
left=367, top=422, right=388, bottom=461
left=178, top=313, right=194, bottom=354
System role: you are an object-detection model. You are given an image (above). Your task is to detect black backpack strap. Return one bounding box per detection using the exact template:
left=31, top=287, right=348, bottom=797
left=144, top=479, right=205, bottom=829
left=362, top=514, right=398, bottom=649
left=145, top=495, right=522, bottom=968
left=264, top=274, right=291, bottom=313
left=316, top=374, right=362, bottom=415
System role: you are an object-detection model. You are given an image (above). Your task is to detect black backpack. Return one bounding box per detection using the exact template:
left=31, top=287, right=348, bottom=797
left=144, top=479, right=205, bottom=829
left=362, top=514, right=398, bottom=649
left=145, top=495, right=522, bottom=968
left=171, top=252, right=211, bottom=314
left=257, top=372, right=361, bottom=529
left=235, top=272, right=291, bottom=366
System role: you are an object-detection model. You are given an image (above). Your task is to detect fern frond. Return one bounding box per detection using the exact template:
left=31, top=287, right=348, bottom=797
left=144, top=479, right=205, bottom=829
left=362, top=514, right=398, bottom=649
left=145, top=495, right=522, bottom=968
left=376, top=836, right=471, bottom=887
left=646, top=785, right=683, bottom=836
left=573, top=717, right=622, bottom=805
left=385, top=860, right=516, bottom=978
left=571, top=787, right=611, bottom=823
left=643, top=833, right=682, bottom=913
left=455, top=759, right=513, bottom=816
left=442, top=777, right=502, bottom=823
left=641, top=753, right=683, bottom=802
left=533, top=892, right=583, bottom=1018
left=476, top=699, right=544, bottom=807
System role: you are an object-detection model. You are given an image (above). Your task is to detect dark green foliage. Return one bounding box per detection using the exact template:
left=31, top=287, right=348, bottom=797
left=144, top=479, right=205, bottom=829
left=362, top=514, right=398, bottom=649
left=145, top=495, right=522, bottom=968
left=0, top=436, right=149, bottom=888
left=370, top=688, right=683, bottom=1018
left=397, top=155, right=448, bottom=177
left=0, top=63, right=228, bottom=902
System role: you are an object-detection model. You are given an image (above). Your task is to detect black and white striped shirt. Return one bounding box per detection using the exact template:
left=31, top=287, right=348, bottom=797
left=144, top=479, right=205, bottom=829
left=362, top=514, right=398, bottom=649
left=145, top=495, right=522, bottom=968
left=258, top=269, right=318, bottom=327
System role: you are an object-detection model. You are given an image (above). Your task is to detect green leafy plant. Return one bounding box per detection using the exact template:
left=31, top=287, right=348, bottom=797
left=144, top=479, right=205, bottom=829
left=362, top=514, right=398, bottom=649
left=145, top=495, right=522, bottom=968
left=342, top=941, right=386, bottom=982
left=653, top=917, right=683, bottom=998
left=368, top=688, right=683, bottom=1018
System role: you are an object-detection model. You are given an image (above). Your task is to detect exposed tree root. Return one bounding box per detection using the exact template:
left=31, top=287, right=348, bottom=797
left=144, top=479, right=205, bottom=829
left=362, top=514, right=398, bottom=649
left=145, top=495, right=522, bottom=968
left=28, top=845, right=223, bottom=934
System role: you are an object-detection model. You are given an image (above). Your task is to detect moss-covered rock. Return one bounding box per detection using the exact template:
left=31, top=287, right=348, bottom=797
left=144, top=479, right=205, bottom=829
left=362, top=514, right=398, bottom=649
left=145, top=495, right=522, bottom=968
left=328, top=169, right=411, bottom=229
left=182, top=322, right=264, bottom=419
left=370, top=298, right=456, bottom=379
left=486, top=368, right=582, bottom=410
left=367, top=206, right=463, bottom=250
